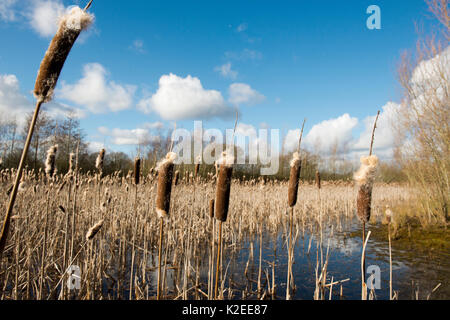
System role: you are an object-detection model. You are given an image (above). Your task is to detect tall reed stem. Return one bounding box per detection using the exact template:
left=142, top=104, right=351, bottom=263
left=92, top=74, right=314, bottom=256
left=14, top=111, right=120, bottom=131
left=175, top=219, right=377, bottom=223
left=215, top=221, right=222, bottom=300
left=286, top=206, right=294, bottom=300
left=0, top=100, right=43, bottom=256
left=157, top=217, right=164, bottom=300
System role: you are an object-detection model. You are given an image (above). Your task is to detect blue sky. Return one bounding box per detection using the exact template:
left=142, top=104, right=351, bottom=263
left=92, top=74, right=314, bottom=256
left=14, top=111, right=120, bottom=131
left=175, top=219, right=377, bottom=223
left=0, top=0, right=436, bottom=159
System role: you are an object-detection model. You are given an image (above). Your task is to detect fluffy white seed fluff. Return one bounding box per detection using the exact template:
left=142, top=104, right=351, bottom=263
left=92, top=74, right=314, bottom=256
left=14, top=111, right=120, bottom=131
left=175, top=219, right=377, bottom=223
left=156, top=152, right=177, bottom=171
left=290, top=151, right=301, bottom=168
left=45, top=144, right=58, bottom=176
left=60, top=6, right=94, bottom=32
left=353, top=155, right=379, bottom=185
left=216, top=151, right=235, bottom=167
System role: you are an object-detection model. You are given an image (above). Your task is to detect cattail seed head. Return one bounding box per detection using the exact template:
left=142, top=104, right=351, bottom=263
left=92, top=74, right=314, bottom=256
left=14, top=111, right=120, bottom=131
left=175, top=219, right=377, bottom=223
left=134, top=157, right=141, bottom=185
left=288, top=152, right=301, bottom=207
left=155, top=152, right=177, bottom=219
left=214, top=152, right=234, bottom=222
left=34, top=7, right=94, bottom=102
left=354, top=155, right=378, bottom=223
left=174, top=170, right=179, bottom=186
left=315, top=170, right=321, bottom=189
left=95, top=148, right=105, bottom=172
left=209, top=199, right=215, bottom=219
left=194, top=155, right=201, bottom=178
left=68, top=152, right=75, bottom=174
left=86, top=219, right=104, bottom=241
left=45, top=144, right=58, bottom=178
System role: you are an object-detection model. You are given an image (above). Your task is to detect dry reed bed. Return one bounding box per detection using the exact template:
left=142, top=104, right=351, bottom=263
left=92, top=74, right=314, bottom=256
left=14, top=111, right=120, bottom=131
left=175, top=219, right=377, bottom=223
left=0, top=171, right=411, bottom=300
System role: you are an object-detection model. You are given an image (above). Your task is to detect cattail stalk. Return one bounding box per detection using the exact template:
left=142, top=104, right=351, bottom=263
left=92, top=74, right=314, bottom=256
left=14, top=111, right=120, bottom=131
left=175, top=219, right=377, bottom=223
left=155, top=152, right=176, bottom=300
left=0, top=5, right=93, bottom=256
left=356, top=110, right=379, bottom=300
left=213, top=152, right=234, bottom=299
left=286, top=120, right=305, bottom=300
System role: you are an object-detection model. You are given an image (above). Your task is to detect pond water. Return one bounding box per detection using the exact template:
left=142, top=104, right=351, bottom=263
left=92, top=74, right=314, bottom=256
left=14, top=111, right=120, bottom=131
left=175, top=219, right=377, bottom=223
left=138, top=218, right=449, bottom=300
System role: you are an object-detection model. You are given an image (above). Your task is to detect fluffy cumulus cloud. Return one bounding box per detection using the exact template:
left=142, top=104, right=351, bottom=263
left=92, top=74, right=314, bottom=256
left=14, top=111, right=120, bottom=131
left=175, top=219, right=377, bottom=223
left=0, top=74, right=34, bottom=126
left=137, top=73, right=234, bottom=120
left=29, top=0, right=65, bottom=37
left=353, top=102, right=401, bottom=154
left=0, top=73, right=84, bottom=128
left=304, top=113, right=359, bottom=154
left=214, top=62, right=238, bottom=79
left=58, top=63, right=136, bottom=113
left=228, top=83, right=265, bottom=106
left=283, top=114, right=359, bottom=154
left=98, top=126, right=159, bottom=146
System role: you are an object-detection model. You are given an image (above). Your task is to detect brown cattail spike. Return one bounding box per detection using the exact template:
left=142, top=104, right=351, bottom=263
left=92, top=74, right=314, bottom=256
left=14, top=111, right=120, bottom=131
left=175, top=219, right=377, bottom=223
left=86, top=219, right=103, bottom=241
left=95, top=148, right=105, bottom=172
left=34, top=7, right=94, bottom=102
left=354, top=155, right=378, bottom=223
left=134, top=157, right=141, bottom=185
left=214, top=152, right=234, bottom=222
left=45, top=145, right=58, bottom=178
left=194, top=155, right=201, bottom=179
left=288, top=152, right=301, bottom=207
left=209, top=199, right=215, bottom=218
left=174, top=170, right=179, bottom=186
left=155, top=152, right=177, bottom=219
left=315, top=170, right=321, bottom=189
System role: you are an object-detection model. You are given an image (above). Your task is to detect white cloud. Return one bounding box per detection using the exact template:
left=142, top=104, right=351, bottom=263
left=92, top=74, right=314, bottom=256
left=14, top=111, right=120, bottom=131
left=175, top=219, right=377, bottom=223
left=0, top=0, right=17, bottom=21
left=0, top=74, right=34, bottom=127
left=0, top=73, right=86, bottom=128
left=235, top=123, right=257, bottom=137
left=283, top=114, right=359, bottom=154
left=304, top=114, right=358, bottom=154
left=228, top=83, right=265, bottom=106
left=214, top=62, right=238, bottom=79
left=87, top=141, right=105, bottom=153
left=29, top=0, right=65, bottom=37
left=353, top=102, right=401, bottom=154
left=58, top=63, right=136, bottom=113
left=98, top=126, right=158, bottom=146
left=137, top=73, right=234, bottom=120
left=142, top=121, right=164, bottom=130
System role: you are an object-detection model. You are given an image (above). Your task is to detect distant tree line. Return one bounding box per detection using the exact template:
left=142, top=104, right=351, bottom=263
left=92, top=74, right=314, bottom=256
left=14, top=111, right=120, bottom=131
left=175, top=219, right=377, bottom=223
left=0, top=111, right=406, bottom=183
